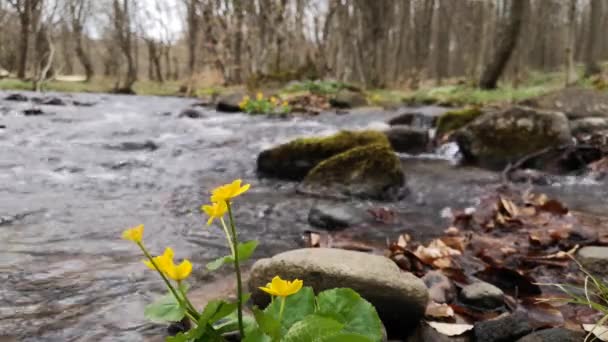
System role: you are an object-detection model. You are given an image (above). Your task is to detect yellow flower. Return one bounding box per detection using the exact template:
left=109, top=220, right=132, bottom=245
left=122, top=224, right=144, bottom=243
left=270, top=97, right=278, bottom=105
left=201, top=200, right=228, bottom=225
left=282, top=101, right=289, bottom=107
left=239, top=96, right=250, bottom=109
left=259, top=275, right=303, bottom=297
left=256, top=92, right=264, bottom=100
left=165, top=259, right=193, bottom=281
left=143, top=247, right=174, bottom=273
left=210, top=179, right=250, bottom=203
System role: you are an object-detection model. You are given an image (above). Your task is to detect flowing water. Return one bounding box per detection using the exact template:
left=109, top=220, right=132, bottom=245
left=0, top=91, right=606, bottom=341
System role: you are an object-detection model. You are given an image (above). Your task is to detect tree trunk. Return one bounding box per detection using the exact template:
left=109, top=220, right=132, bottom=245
left=479, top=0, right=526, bottom=90
left=565, top=0, right=578, bottom=85
left=232, top=0, right=243, bottom=83
left=584, top=0, right=602, bottom=77
left=17, top=15, right=31, bottom=79
left=435, top=0, right=451, bottom=86
left=74, top=31, right=94, bottom=81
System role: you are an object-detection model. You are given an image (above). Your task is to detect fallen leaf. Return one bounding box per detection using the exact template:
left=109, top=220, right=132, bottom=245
left=426, top=321, right=474, bottom=336
left=397, top=234, right=410, bottom=248
left=583, top=324, right=608, bottom=341
left=539, top=199, right=569, bottom=215
left=500, top=196, right=519, bottom=218
left=425, top=302, right=455, bottom=319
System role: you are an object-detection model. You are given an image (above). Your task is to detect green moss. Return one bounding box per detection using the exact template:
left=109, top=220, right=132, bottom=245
left=257, top=130, right=390, bottom=180
left=304, top=143, right=404, bottom=200
left=436, top=107, right=483, bottom=136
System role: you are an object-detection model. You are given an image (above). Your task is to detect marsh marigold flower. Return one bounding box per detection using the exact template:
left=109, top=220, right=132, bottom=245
left=259, top=275, right=303, bottom=297
left=122, top=224, right=144, bottom=243
left=165, top=259, right=193, bottom=281
left=256, top=92, right=264, bottom=100
left=202, top=200, right=228, bottom=225
left=210, top=179, right=250, bottom=203
left=282, top=101, right=289, bottom=107
left=143, top=247, right=174, bottom=273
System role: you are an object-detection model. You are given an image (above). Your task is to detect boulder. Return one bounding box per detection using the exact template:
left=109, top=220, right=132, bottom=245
left=257, top=130, right=390, bottom=180
left=436, top=107, right=483, bottom=137
left=422, top=270, right=456, bottom=304
left=516, top=328, right=585, bottom=342
left=330, top=90, right=368, bottom=109
left=384, top=127, right=430, bottom=154
left=522, top=87, right=608, bottom=119
left=455, top=106, right=572, bottom=169
left=570, top=117, right=608, bottom=135
left=459, top=282, right=504, bottom=311
left=473, top=311, right=533, bottom=342
left=577, top=246, right=608, bottom=277
left=178, top=108, right=206, bottom=119
left=308, top=202, right=370, bottom=230
left=248, top=248, right=429, bottom=338
left=302, top=143, right=406, bottom=201
left=216, top=92, right=246, bottom=112
left=388, top=111, right=439, bottom=129
left=38, top=97, right=67, bottom=106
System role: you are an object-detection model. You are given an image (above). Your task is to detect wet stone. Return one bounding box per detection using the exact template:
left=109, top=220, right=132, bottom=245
left=459, top=282, right=504, bottom=311
left=384, top=127, right=430, bottom=155
left=22, top=108, right=45, bottom=116
left=422, top=270, right=456, bottom=304
left=4, top=93, right=28, bottom=101
left=577, top=246, right=608, bottom=277
left=388, top=111, right=438, bottom=129
left=178, top=108, right=206, bottom=119
left=473, top=311, right=533, bottom=342
left=307, top=202, right=370, bottom=230
left=516, top=328, right=586, bottom=342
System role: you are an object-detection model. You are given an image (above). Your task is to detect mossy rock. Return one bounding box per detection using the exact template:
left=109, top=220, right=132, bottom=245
left=257, top=130, right=390, bottom=180
left=216, top=92, right=246, bottom=113
left=436, top=107, right=483, bottom=137
left=521, top=86, right=608, bottom=119
left=329, top=90, right=368, bottom=109
left=302, top=143, right=406, bottom=201
left=454, top=106, right=572, bottom=170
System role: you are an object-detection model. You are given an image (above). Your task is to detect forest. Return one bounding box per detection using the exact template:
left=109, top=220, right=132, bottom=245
left=0, top=0, right=606, bottom=95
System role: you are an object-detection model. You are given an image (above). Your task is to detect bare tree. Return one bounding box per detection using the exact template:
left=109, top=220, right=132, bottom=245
left=112, top=0, right=136, bottom=92
left=565, top=0, right=578, bottom=85
left=479, top=0, right=526, bottom=89
left=66, top=0, right=94, bottom=81
left=7, top=0, right=43, bottom=79
left=584, top=0, right=603, bottom=77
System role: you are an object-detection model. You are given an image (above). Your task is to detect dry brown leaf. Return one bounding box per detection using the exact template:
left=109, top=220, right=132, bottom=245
left=397, top=234, right=410, bottom=248
left=426, top=321, right=474, bottom=336
left=425, top=302, right=455, bottom=319
left=583, top=324, right=608, bottom=341
left=500, top=196, right=519, bottom=218
left=445, top=226, right=460, bottom=235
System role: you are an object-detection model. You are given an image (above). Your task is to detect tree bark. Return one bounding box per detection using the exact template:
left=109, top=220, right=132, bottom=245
left=479, top=0, right=526, bottom=90
left=232, top=0, right=243, bottom=83
left=584, top=0, right=602, bottom=77
left=565, top=0, right=578, bottom=85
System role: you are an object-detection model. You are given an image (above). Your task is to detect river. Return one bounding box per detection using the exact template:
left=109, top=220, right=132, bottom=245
left=0, top=91, right=606, bottom=341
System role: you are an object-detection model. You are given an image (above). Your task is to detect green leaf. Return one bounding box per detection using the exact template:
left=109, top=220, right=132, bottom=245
left=264, top=286, right=315, bottom=333
left=144, top=293, right=185, bottom=323
left=237, top=240, right=258, bottom=263
left=316, top=288, right=383, bottom=341
left=321, top=333, right=374, bottom=342
left=199, top=299, right=238, bottom=325
left=206, top=240, right=258, bottom=271
left=242, top=328, right=272, bottom=342
left=282, top=315, right=344, bottom=342
left=253, top=307, right=281, bottom=339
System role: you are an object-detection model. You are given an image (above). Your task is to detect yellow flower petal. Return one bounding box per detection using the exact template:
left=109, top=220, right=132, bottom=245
left=256, top=92, right=263, bottom=100
left=210, top=179, right=250, bottom=203
left=202, top=201, right=228, bottom=226
left=143, top=247, right=174, bottom=273
left=259, top=275, right=303, bottom=297
left=166, top=259, right=192, bottom=281
left=122, top=224, right=144, bottom=243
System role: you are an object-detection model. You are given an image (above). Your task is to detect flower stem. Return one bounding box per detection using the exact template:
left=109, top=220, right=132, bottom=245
left=138, top=243, right=200, bottom=322
left=227, top=202, right=245, bottom=338
left=278, top=296, right=286, bottom=324
left=220, top=217, right=236, bottom=257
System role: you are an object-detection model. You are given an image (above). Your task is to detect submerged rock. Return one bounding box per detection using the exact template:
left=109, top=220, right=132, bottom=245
left=37, top=97, right=67, bottom=106
left=302, top=143, right=406, bottom=201
left=329, top=90, right=368, bottom=109
left=178, top=108, right=206, bottom=119
left=22, top=108, right=45, bottom=116
left=4, top=93, right=28, bottom=102
left=459, top=282, right=504, bottom=311
left=384, top=127, right=430, bottom=154
left=257, top=130, right=389, bottom=180
left=522, top=86, right=608, bottom=119
left=473, top=311, right=533, bottom=342
left=249, top=248, right=428, bottom=338
left=455, top=106, right=572, bottom=169
left=107, top=140, right=159, bottom=151
left=216, top=92, right=246, bottom=113
left=307, top=202, right=370, bottom=230
left=577, top=246, right=608, bottom=277
left=436, top=107, right=483, bottom=137
left=516, top=328, right=585, bottom=342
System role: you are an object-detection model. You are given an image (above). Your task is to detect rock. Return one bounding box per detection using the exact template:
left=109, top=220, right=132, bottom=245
left=4, top=93, right=28, bottom=102
left=522, top=87, right=608, bottom=119
left=384, top=127, right=430, bottom=154
left=473, top=311, right=533, bottom=342
left=422, top=271, right=456, bottom=304
left=216, top=92, right=246, bottom=112
left=459, top=282, right=504, bottom=311
left=0, top=124, right=6, bottom=129
left=330, top=90, right=368, bottom=109
left=38, top=97, right=67, bottom=106
left=178, top=108, right=206, bottom=119
left=257, top=130, right=390, bottom=180
left=388, top=111, right=438, bottom=129
left=406, top=322, right=471, bottom=342
left=302, top=143, right=406, bottom=201
left=22, top=108, right=44, bottom=116
left=73, top=100, right=95, bottom=107
left=455, top=106, right=572, bottom=169
left=570, top=117, right=608, bottom=135
left=516, top=328, right=585, bottom=342
left=577, top=246, right=608, bottom=277
left=308, top=202, right=370, bottom=230
left=436, top=107, right=483, bottom=137
left=107, top=140, right=159, bottom=151
left=249, top=248, right=429, bottom=338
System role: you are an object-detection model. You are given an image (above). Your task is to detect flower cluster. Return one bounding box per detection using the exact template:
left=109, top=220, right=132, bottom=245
left=238, top=92, right=290, bottom=115
left=201, top=179, right=249, bottom=225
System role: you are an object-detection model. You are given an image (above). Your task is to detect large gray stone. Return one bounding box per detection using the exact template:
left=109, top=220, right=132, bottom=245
left=473, top=312, right=533, bottom=342
left=308, top=202, right=370, bottom=230
left=249, top=248, right=428, bottom=338
left=460, top=282, right=504, bottom=311
left=570, top=117, right=608, bottom=135
left=388, top=111, right=438, bottom=129
left=216, top=92, right=246, bottom=113
left=516, top=328, right=586, bottom=342
left=455, top=106, right=572, bottom=169
left=577, top=246, right=608, bottom=277
left=384, top=127, right=430, bottom=155
left=406, top=322, right=471, bottom=342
